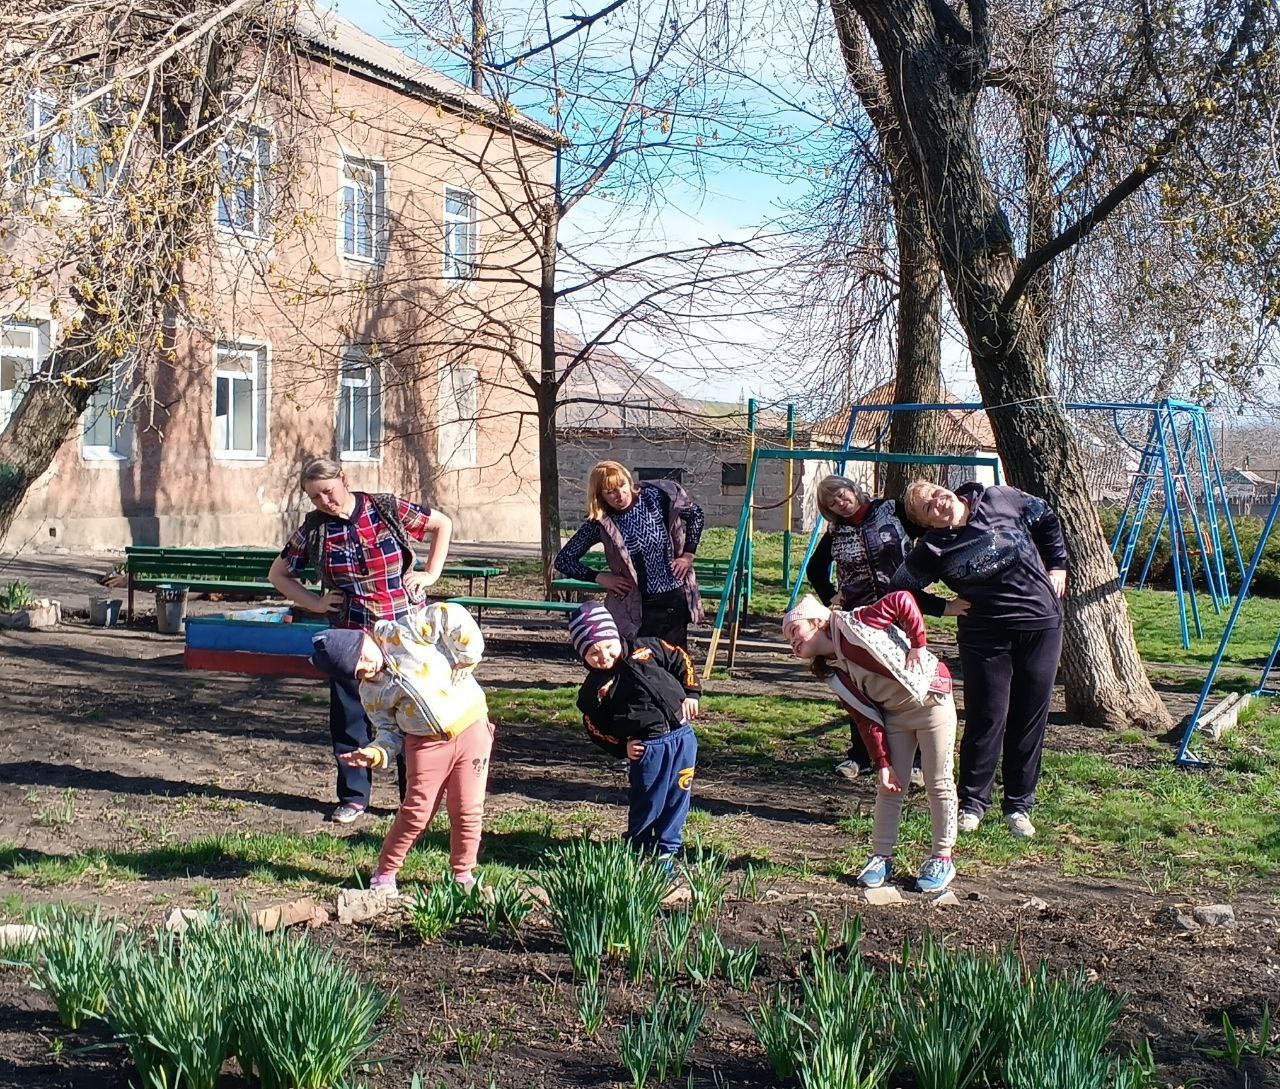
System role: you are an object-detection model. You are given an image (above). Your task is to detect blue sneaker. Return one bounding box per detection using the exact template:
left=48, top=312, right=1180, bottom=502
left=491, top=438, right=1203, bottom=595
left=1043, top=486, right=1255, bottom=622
left=855, top=854, right=893, bottom=889
left=917, top=856, right=956, bottom=894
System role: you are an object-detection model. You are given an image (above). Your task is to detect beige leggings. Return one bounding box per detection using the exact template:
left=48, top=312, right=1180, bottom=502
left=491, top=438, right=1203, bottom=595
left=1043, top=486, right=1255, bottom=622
left=873, top=694, right=958, bottom=858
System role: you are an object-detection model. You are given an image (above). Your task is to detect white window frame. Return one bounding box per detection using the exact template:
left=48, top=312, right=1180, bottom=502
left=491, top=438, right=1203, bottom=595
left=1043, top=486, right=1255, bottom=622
left=338, top=349, right=382, bottom=461
left=24, top=92, right=101, bottom=195
left=216, top=124, right=272, bottom=239
left=212, top=341, right=269, bottom=461
left=442, top=185, right=478, bottom=281
left=0, top=319, right=49, bottom=431
left=339, top=156, right=386, bottom=264
left=81, top=362, right=133, bottom=462
left=437, top=363, right=478, bottom=471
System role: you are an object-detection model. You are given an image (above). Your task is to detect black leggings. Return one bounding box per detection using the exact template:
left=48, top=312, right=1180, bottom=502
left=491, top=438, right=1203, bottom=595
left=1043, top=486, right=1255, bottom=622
left=638, top=590, right=691, bottom=649
left=329, top=675, right=406, bottom=807
left=956, top=624, right=1063, bottom=817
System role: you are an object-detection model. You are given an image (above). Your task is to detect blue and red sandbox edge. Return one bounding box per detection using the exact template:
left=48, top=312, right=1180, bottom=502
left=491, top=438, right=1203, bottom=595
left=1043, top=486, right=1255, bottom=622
left=184, top=615, right=328, bottom=680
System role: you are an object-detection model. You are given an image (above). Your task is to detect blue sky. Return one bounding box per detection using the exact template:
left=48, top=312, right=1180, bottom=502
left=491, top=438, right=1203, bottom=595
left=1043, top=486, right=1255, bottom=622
left=320, top=0, right=981, bottom=408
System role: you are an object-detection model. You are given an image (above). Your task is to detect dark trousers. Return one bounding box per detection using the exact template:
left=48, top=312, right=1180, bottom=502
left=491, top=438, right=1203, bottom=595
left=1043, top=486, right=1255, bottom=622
left=956, top=624, right=1063, bottom=817
left=626, top=724, right=698, bottom=857
left=638, top=590, right=690, bottom=648
left=329, top=675, right=406, bottom=807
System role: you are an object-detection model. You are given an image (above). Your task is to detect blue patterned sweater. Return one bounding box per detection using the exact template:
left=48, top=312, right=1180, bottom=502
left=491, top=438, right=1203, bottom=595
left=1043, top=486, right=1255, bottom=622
left=556, top=483, right=705, bottom=596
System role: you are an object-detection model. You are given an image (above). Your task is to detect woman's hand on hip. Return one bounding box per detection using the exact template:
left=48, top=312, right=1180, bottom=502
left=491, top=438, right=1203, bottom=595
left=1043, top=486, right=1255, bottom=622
left=942, top=597, right=970, bottom=618
left=1048, top=569, right=1067, bottom=598
left=596, top=572, right=634, bottom=596
left=308, top=590, right=345, bottom=614
left=671, top=553, right=695, bottom=580
left=404, top=569, right=439, bottom=596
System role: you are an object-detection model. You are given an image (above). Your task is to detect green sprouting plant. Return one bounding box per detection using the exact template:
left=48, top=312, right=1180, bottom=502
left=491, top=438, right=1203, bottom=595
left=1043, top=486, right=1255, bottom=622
left=683, top=841, right=728, bottom=925
left=474, top=875, right=534, bottom=936
left=231, top=932, right=389, bottom=1089
left=407, top=879, right=475, bottom=943
left=685, top=926, right=724, bottom=985
left=651, top=911, right=694, bottom=991
left=620, top=989, right=706, bottom=1087
left=107, top=930, right=234, bottom=1089
left=0, top=579, right=34, bottom=611
left=749, top=987, right=807, bottom=1082
left=720, top=941, right=759, bottom=991
left=577, top=978, right=607, bottom=1036
left=28, top=905, right=116, bottom=1029
left=733, top=861, right=771, bottom=902
left=540, top=839, right=670, bottom=984
left=1204, top=1005, right=1280, bottom=1068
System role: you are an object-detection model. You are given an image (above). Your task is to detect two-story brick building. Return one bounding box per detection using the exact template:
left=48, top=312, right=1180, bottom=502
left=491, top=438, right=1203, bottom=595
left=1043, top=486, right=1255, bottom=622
left=1, top=3, right=555, bottom=551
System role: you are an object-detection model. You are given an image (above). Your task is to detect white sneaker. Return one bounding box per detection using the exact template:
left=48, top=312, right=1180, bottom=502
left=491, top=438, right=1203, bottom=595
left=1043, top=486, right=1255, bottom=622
left=909, top=767, right=925, bottom=789
left=835, top=759, right=861, bottom=781
left=957, top=811, right=982, bottom=834
left=1005, top=812, right=1037, bottom=839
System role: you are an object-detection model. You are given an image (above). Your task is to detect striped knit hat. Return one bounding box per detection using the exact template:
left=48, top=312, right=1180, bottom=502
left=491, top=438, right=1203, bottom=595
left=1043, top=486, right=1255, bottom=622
left=569, top=602, right=620, bottom=659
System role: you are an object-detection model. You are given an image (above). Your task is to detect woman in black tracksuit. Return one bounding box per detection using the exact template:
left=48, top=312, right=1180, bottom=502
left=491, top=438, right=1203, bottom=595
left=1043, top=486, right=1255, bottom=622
left=893, top=480, right=1068, bottom=840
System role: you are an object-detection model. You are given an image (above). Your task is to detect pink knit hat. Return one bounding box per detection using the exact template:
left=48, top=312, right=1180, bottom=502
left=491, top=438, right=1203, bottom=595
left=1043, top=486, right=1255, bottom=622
left=569, top=602, right=620, bottom=659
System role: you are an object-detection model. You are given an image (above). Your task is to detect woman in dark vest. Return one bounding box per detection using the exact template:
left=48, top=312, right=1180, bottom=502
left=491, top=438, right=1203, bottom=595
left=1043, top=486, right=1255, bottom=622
left=554, top=460, right=705, bottom=648
left=805, top=474, right=964, bottom=781
left=268, top=457, right=453, bottom=824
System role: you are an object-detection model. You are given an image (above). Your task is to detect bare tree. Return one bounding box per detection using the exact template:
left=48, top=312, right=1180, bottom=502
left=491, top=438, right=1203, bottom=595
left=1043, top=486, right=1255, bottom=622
left=832, top=0, right=1280, bottom=730
left=0, top=1, right=292, bottom=537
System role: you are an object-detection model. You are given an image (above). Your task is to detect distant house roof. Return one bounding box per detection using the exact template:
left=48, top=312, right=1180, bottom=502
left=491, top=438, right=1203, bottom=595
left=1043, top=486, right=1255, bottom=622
left=811, top=381, right=997, bottom=450
left=555, top=331, right=692, bottom=430
left=291, top=2, right=560, bottom=147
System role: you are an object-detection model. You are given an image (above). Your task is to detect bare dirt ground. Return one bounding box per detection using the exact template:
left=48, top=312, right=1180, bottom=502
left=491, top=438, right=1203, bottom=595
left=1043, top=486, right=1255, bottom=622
left=0, top=610, right=1276, bottom=1088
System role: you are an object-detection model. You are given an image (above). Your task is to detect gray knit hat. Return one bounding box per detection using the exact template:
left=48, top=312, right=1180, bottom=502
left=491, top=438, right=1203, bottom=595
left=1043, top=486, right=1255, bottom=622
left=310, top=628, right=365, bottom=678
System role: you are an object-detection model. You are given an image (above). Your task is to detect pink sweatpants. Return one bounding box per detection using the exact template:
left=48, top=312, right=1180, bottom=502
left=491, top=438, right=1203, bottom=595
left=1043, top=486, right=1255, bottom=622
left=376, top=719, right=493, bottom=883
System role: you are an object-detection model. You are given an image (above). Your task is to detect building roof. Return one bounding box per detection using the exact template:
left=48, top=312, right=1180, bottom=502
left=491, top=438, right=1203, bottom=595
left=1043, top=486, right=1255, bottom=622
left=555, top=331, right=692, bottom=430
left=811, top=381, right=997, bottom=451
left=291, top=2, right=560, bottom=147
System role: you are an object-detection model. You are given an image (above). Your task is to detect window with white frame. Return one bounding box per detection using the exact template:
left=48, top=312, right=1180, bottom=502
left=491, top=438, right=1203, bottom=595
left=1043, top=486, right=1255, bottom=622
left=213, top=342, right=268, bottom=458
left=23, top=93, right=103, bottom=194
left=437, top=364, right=478, bottom=470
left=0, top=320, right=46, bottom=431
left=340, top=157, right=385, bottom=262
left=216, top=125, right=272, bottom=237
left=338, top=350, right=382, bottom=458
left=82, top=363, right=132, bottom=460
left=442, top=187, right=478, bottom=280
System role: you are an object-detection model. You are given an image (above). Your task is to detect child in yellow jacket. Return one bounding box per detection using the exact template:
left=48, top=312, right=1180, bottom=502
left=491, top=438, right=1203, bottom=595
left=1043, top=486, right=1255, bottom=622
left=311, top=602, right=491, bottom=897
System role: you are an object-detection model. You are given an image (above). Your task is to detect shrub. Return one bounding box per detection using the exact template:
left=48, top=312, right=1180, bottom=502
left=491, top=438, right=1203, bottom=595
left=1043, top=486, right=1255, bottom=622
left=619, top=988, right=706, bottom=1088
left=28, top=905, right=116, bottom=1030
left=474, top=875, right=534, bottom=936
left=406, top=879, right=475, bottom=943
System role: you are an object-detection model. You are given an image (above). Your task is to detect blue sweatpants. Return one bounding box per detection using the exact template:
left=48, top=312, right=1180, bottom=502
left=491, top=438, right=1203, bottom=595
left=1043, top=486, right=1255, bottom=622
left=627, top=724, right=698, bottom=858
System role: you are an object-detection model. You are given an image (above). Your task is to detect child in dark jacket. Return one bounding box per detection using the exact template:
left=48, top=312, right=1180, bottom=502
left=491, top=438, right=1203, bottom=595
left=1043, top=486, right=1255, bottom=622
left=570, top=602, right=701, bottom=865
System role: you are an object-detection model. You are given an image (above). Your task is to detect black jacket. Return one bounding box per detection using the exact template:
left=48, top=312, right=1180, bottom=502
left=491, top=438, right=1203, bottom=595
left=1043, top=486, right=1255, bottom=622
left=577, top=638, right=701, bottom=759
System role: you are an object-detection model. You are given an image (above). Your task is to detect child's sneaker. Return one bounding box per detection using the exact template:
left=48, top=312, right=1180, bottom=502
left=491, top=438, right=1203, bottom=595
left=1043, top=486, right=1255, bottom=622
left=369, top=873, right=399, bottom=899
left=1004, top=811, right=1036, bottom=839
left=917, top=856, right=956, bottom=893
left=835, top=759, right=861, bottom=781
left=909, top=767, right=926, bottom=789
left=331, top=802, right=366, bottom=825
left=855, top=854, right=893, bottom=889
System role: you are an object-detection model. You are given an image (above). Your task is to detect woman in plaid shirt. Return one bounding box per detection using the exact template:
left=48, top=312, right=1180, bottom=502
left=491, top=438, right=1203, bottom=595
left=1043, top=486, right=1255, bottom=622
left=269, top=457, right=453, bottom=823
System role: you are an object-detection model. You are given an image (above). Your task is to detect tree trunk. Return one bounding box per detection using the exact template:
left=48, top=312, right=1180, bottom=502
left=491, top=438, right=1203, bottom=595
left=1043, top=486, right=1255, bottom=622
left=828, top=2, right=942, bottom=500
left=845, top=0, right=1171, bottom=731
left=0, top=338, right=106, bottom=536
left=536, top=214, right=562, bottom=592
left=884, top=175, right=943, bottom=500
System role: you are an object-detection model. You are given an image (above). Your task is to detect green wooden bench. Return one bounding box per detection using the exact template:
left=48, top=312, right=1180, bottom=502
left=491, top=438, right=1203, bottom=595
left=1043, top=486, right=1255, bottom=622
left=550, top=577, right=725, bottom=601
left=124, top=546, right=503, bottom=620
left=576, top=552, right=731, bottom=581
left=447, top=596, right=580, bottom=620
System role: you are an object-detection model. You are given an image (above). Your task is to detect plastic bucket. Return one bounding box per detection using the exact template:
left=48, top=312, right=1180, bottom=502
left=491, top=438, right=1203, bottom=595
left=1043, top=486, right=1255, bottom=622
left=89, top=597, right=123, bottom=627
left=154, top=584, right=189, bottom=635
